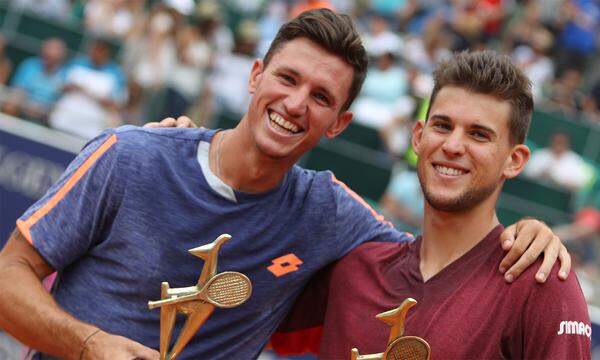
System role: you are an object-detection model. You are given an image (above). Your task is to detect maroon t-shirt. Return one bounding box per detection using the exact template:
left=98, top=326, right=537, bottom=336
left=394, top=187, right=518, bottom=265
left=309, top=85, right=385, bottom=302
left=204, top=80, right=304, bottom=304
left=273, top=225, right=591, bottom=359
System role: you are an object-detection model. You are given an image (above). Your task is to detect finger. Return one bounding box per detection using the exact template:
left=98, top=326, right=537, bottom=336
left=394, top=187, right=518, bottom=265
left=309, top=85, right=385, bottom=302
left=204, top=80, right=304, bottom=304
left=132, top=343, right=160, bottom=360
left=504, top=231, right=553, bottom=283
left=534, top=236, right=560, bottom=283
left=499, top=221, right=536, bottom=273
left=176, top=116, right=195, bottom=128
left=499, top=223, right=517, bottom=251
left=159, top=118, right=177, bottom=127
left=557, top=244, right=571, bottom=280
left=143, top=122, right=159, bottom=128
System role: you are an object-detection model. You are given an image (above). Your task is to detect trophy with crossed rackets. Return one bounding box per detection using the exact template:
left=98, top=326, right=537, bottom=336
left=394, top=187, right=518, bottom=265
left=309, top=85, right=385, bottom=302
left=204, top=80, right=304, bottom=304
left=148, top=234, right=252, bottom=360
left=351, top=298, right=431, bottom=360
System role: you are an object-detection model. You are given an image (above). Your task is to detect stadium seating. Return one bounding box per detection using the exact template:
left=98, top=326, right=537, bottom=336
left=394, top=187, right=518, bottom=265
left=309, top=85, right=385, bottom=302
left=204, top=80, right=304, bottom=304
left=303, top=138, right=394, bottom=202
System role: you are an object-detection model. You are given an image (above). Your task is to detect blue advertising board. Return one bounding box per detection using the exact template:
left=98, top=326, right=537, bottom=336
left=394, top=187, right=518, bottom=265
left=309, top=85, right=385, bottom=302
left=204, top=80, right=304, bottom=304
left=0, top=114, right=85, bottom=246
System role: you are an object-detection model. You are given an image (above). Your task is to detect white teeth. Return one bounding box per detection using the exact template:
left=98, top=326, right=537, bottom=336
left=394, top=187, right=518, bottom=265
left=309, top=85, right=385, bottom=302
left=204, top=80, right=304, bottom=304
left=434, top=165, right=466, bottom=176
left=269, top=111, right=300, bottom=133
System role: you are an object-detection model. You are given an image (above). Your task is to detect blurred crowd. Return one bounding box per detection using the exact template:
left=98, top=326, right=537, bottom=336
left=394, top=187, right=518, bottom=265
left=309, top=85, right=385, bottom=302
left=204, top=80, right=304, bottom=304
left=0, top=0, right=599, bottom=300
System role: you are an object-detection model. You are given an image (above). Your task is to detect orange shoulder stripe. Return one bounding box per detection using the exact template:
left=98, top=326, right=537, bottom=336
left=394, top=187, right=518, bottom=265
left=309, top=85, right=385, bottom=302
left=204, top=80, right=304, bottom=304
left=330, top=173, right=393, bottom=228
left=17, top=134, right=118, bottom=244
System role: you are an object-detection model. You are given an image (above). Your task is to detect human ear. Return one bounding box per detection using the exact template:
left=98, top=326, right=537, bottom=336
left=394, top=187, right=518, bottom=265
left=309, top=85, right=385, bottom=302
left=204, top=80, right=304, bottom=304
left=503, top=144, right=531, bottom=179
left=411, top=121, right=425, bottom=156
left=325, top=111, right=353, bottom=138
left=248, top=59, right=264, bottom=94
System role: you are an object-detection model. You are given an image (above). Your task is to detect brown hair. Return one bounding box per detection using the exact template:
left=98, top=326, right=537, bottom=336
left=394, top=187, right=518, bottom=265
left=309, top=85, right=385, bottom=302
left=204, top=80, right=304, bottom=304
left=427, top=50, right=533, bottom=144
left=263, top=8, right=368, bottom=111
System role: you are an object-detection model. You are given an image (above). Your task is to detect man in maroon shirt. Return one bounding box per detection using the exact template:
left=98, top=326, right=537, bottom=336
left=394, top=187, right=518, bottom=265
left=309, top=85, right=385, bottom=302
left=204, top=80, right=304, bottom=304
left=272, top=50, right=591, bottom=359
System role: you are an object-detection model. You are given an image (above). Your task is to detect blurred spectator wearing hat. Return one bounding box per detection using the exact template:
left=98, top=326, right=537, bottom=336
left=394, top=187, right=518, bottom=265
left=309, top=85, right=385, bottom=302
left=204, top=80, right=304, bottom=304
left=84, top=0, right=146, bottom=40
left=123, top=4, right=178, bottom=93
left=524, top=132, right=593, bottom=192
left=2, top=38, right=67, bottom=124
left=511, top=28, right=555, bottom=102
left=49, top=39, right=126, bottom=139
left=160, top=15, right=214, bottom=119
left=201, top=19, right=259, bottom=123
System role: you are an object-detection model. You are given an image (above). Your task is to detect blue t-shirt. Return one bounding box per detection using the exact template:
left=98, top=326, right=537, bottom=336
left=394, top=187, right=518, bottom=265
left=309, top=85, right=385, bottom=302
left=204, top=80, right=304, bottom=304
left=11, top=57, right=66, bottom=107
left=17, top=126, right=412, bottom=359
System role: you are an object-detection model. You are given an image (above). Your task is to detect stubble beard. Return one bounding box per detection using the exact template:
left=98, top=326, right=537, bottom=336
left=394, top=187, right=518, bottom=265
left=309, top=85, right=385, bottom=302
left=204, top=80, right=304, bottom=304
left=417, top=166, right=499, bottom=212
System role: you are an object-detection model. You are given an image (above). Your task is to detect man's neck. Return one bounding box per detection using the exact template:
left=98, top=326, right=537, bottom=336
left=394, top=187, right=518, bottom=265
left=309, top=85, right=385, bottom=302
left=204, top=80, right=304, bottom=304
left=419, top=194, right=500, bottom=282
left=209, top=117, right=296, bottom=193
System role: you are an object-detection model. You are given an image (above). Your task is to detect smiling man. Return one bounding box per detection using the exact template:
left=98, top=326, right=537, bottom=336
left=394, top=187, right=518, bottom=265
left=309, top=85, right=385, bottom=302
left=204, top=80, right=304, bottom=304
left=0, top=10, right=570, bottom=360
left=273, top=51, right=591, bottom=359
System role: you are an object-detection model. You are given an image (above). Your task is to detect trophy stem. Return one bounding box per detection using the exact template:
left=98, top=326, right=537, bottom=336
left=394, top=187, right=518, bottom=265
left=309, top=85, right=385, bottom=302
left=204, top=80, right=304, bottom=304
left=168, top=303, right=215, bottom=360
left=159, top=282, right=177, bottom=360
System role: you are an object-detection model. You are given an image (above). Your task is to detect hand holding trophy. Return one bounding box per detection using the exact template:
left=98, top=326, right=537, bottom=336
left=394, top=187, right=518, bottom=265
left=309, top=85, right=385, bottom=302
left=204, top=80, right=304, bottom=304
left=351, top=298, right=430, bottom=360
left=148, top=234, right=252, bottom=360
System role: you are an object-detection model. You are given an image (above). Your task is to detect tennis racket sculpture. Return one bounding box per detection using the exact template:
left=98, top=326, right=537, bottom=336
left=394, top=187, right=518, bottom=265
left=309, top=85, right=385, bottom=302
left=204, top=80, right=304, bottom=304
left=148, top=234, right=252, bottom=360
left=351, top=298, right=430, bottom=360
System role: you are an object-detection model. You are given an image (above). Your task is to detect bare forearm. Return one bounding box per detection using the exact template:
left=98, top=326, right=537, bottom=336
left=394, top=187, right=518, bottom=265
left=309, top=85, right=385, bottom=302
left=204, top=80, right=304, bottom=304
left=0, top=256, right=97, bottom=359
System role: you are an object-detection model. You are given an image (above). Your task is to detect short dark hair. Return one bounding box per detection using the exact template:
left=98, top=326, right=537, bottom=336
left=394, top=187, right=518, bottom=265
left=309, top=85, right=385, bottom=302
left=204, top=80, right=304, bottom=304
left=263, top=8, right=368, bottom=111
left=427, top=50, right=533, bottom=144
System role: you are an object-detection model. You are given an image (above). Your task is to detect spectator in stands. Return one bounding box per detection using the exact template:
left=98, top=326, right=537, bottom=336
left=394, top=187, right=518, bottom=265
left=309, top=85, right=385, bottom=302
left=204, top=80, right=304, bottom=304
left=12, top=0, right=71, bottom=21
left=581, top=80, right=600, bottom=124
left=84, top=0, right=146, bottom=40
left=2, top=38, right=67, bottom=124
left=0, top=34, right=12, bottom=86
left=524, top=132, right=591, bottom=192
left=203, top=20, right=259, bottom=120
left=511, top=29, right=554, bottom=102
left=193, top=1, right=233, bottom=54
left=380, top=165, right=424, bottom=235
left=49, top=39, right=126, bottom=139
left=160, top=20, right=213, bottom=119
left=401, top=15, right=452, bottom=74
left=123, top=4, right=177, bottom=92
left=545, top=67, right=586, bottom=116
left=352, top=51, right=413, bottom=130
left=362, top=15, right=403, bottom=58
left=555, top=0, right=599, bottom=74
left=256, top=1, right=287, bottom=57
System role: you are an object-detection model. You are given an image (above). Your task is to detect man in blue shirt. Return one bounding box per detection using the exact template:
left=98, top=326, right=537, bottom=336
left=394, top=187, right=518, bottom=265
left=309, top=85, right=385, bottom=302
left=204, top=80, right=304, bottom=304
left=0, top=9, right=569, bottom=360
left=2, top=38, right=67, bottom=123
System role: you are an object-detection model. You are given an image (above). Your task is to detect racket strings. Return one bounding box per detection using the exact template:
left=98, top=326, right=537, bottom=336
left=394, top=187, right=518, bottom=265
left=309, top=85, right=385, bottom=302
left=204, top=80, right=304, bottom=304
left=206, top=273, right=251, bottom=306
left=386, top=337, right=430, bottom=360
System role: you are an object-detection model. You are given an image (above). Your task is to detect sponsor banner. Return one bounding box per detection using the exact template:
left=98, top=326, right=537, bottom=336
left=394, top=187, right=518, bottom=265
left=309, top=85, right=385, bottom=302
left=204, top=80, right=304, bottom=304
left=0, top=114, right=84, bottom=247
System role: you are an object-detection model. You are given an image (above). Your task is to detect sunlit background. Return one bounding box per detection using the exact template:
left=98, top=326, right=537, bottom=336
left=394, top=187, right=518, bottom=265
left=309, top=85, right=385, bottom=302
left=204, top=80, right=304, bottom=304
left=0, top=0, right=599, bottom=359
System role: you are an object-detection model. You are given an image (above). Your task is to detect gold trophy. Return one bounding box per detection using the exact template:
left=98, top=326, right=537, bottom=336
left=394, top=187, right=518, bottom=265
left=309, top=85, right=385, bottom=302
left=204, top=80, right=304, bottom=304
left=148, top=234, right=252, bottom=360
left=351, top=298, right=430, bottom=360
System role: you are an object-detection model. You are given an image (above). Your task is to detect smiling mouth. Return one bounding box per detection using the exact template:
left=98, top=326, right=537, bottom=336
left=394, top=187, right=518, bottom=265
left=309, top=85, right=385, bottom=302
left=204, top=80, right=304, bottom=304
left=268, top=110, right=303, bottom=135
left=433, top=164, right=469, bottom=176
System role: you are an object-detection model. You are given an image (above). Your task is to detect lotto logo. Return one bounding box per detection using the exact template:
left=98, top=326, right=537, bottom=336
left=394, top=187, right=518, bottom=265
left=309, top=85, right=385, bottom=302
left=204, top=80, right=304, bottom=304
left=557, top=321, right=592, bottom=338
left=267, top=253, right=303, bottom=277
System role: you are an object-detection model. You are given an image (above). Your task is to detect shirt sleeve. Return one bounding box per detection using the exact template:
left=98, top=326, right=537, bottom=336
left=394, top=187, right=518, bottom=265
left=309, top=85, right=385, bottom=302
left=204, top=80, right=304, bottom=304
left=16, top=130, right=124, bottom=271
left=520, top=268, right=591, bottom=359
left=271, top=265, right=333, bottom=355
left=331, top=173, right=414, bottom=258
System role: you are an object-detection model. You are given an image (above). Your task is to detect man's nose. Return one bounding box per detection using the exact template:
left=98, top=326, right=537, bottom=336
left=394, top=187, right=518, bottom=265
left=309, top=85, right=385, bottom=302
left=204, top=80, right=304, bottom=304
left=441, top=131, right=466, bottom=157
left=283, top=88, right=309, bottom=117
